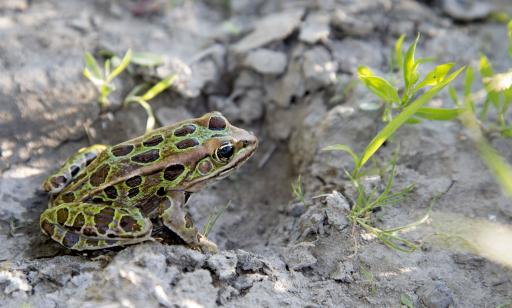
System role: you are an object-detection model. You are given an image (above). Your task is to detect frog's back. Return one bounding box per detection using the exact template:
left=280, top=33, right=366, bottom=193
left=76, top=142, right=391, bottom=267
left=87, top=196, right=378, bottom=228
left=51, top=112, right=236, bottom=210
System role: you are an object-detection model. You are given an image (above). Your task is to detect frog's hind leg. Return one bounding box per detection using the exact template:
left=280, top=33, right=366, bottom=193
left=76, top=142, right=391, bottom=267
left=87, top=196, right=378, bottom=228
left=43, top=144, right=108, bottom=193
left=40, top=203, right=152, bottom=250
left=159, top=191, right=219, bottom=253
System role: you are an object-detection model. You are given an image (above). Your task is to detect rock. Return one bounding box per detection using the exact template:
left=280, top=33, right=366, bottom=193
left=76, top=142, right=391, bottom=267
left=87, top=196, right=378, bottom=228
left=232, top=9, right=305, bottom=54
left=0, top=270, right=32, bottom=294
left=330, top=261, right=355, bottom=283
left=417, top=280, right=456, bottom=308
left=299, top=12, right=330, bottom=44
left=302, top=46, right=337, bottom=91
left=237, top=89, right=265, bottom=123
left=236, top=250, right=266, bottom=272
left=206, top=251, right=238, bottom=281
left=0, top=0, right=28, bottom=11
left=331, top=9, right=374, bottom=37
left=266, top=47, right=306, bottom=108
left=440, top=0, right=493, bottom=21
left=156, top=56, right=218, bottom=98
left=155, top=106, right=193, bottom=126
left=243, top=49, right=287, bottom=75
left=282, top=242, right=318, bottom=271
left=324, top=191, right=350, bottom=229
left=330, top=38, right=384, bottom=74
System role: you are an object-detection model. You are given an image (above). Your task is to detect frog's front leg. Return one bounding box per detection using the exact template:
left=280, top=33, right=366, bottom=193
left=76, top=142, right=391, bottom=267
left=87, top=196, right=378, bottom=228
left=40, top=203, right=152, bottom=250
left=43, top=144, right=108, bottom=193
left=159, top=191, right=219, bottom=253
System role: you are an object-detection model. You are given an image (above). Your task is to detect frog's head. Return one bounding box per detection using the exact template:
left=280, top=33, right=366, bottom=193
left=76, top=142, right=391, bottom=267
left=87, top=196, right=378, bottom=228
left=181, top=112, right=258, bottom=191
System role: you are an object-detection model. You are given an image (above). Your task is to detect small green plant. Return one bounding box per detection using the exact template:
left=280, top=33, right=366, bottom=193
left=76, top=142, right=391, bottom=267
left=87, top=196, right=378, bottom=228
left=324, top=33, right=464, bottom=252
left=124, top=75, right=176, bottom=133
left=291, top=175, right=305, bottom=204
left=83, top=49, right=132, bottom=110
left=359, top=34, right=464, bottom=123
left=400, top=294, right=414, bottom=308
left=451, top=69, right=512, bottom=198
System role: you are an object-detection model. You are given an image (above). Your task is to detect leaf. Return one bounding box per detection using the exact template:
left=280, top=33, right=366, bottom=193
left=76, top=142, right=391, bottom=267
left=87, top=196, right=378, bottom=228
left=358, top=66, right=465, bottom=169
left=322, top=144, right=361, bottom=168
left=125, top=96, right=156, bottom=133
left=131, top=52, right=165, bottom=67
left=448, top=86, right=460, bottom=106
left=508, top=20, right=512, bottom=58
left=403, top=33, right=420, bottom=92
left=395, top=34, right=405, bottom=72
left=107, top=49, right=132, bottom=82
left=415, top=63, right=455, bottom=90
left=415, top=107, right=463, bottom=121
left=400, top=294, right=414, bottom=308
left=83, top=68, right=103, bottom=87
left=141, top=75, right=176, bottom=101
left=84, top=52, right=102, bottom=79
left=358, top=67, right=400, bottom=103
left=464, top=66, right=474, bottom=97
left=479, top=55, right=494, bottom=78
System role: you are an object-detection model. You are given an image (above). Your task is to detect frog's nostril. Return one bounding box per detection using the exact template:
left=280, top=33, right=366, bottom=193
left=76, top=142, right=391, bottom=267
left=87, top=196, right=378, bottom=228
left=241, top=140, right=249, bottom=147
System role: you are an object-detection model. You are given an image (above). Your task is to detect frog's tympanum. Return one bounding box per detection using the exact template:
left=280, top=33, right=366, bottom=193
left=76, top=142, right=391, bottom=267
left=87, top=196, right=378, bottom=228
left=40, top=112, right=257, bottom=253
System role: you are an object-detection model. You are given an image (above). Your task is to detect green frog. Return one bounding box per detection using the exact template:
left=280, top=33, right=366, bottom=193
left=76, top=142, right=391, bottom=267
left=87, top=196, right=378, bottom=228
left=40, top=112, right=258, bottom=253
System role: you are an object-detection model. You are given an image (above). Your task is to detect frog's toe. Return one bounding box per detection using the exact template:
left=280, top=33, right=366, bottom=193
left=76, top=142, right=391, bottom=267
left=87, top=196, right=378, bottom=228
left=196, top=235, right=219, bottom=254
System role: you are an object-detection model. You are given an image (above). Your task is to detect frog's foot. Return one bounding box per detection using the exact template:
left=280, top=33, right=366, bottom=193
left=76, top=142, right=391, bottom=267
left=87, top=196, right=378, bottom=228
left=160, top=194, right=219, bottom=254
left=43, top=144, right=108, bottom=193
left=39, top=203, right=152, bottom=250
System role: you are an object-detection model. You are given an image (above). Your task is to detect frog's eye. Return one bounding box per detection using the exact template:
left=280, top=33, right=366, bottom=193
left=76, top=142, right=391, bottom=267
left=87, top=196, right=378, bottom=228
left=214, top=142, right=235, bottom=163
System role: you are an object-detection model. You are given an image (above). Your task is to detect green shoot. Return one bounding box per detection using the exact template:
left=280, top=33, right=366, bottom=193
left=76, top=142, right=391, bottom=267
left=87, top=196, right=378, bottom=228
left=358, top=34, right=464, bottom=123
left=400, top=294, right=414, bottom=308
left=291, top=175, right=306, bottom=204
left=451, top=72, right=512, bottom=197
left=124, top=75, right=176, bottom=133
left=83, top=49, right=132, bottom=111
left=203, top=201, right=230, bottom=237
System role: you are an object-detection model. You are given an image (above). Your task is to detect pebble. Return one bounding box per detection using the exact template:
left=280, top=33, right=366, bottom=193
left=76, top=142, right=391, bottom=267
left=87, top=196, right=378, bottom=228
left=417, top=280, right=456, bottom=308
left=243, top=49, right=287, bottom=75
left=440, top=0, right=493, bottom=21
left=232, top=9, right=304, bottom=54
left=299, top=12, right=330, bottom=44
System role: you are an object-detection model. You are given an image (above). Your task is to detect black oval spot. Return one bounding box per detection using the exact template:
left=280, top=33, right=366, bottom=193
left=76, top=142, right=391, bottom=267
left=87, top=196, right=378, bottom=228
left=131, top=149, right=160, bottom=163
left=41, top=220, right=55, bottom=236
left=157, top=187, right=166, bottom=196
left=125, top=176, right=142, bottom=187
left=208, top=116, right=226, bottom=130
left=92, top=197, right=105, bottom=204
left=62, top=192, right=75, bottom=203
left=143, top=135, right=164, bottom=147
left=128, top=187, right=140, bottom=198
left=70, top=165, right=80, bottom=177
left=175, top=139, right=199, bottom=150
left=62, top=232, right=80, bottom=248
left=164, top=164, right=185, bottom=181
left=89, top=164, right=111, bottom=187
left=57, top=208, right=69, bottom=225
left=174, top=124, right=196, bottom=137
left=104, top=186, right=118, bottom=199
left=111, top=144, right=134, bottom=157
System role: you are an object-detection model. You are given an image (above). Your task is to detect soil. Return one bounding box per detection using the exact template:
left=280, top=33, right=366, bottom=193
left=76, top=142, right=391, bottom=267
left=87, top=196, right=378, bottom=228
left=1, top=0, right=512, bottom=307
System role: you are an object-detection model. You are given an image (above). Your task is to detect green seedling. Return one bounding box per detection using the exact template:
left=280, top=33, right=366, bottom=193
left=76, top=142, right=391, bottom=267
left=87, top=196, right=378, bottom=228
left=400, top=294, right=414, bottom=308
left=451, top=69, right=512, bottom=198
left=203, top=201, right=230, bottom=237
left=291, top=175, right=306, bottom=205
left=124, top=75, right=176, bottom=133
left=83, top=49, right=132, bottom=111
left=359, top=34, right=464, bottom=123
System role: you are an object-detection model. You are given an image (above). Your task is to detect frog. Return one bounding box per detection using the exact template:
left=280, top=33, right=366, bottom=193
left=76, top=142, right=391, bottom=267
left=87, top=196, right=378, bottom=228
left=39, top=112, right=258, bottom=253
